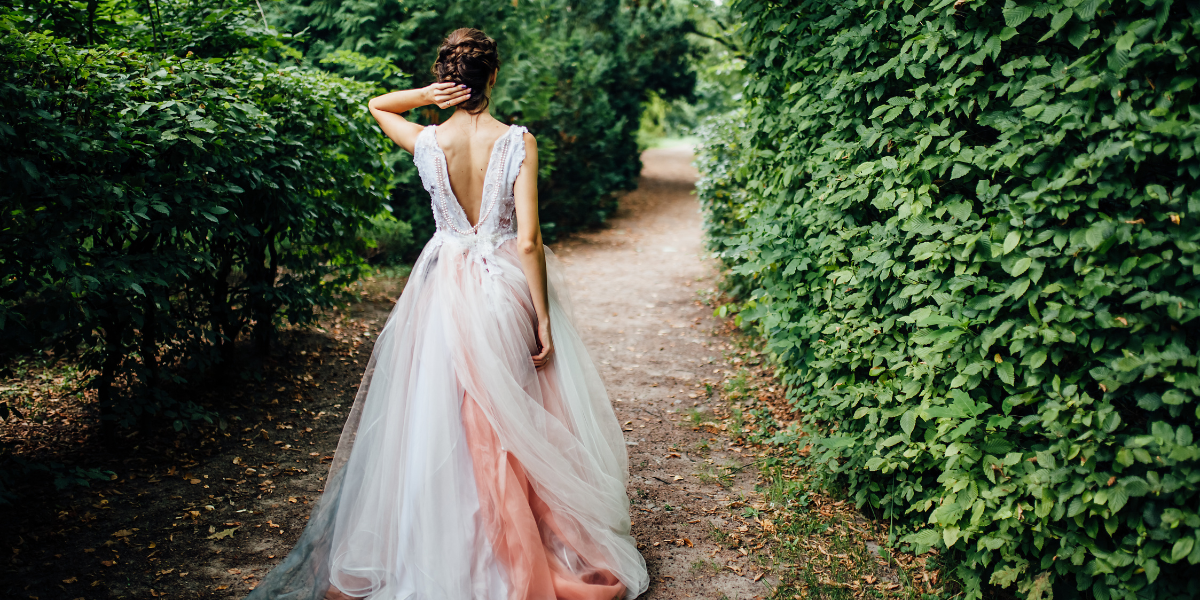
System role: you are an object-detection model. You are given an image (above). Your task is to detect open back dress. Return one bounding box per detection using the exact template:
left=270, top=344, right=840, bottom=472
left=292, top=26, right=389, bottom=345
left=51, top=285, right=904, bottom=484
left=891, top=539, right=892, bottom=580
left=244, top=124, right=650, bottom=600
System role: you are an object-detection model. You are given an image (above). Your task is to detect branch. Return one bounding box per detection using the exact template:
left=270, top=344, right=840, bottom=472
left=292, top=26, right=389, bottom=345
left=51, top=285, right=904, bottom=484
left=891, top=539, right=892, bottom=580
left=686, top=28, right=745, bottom=59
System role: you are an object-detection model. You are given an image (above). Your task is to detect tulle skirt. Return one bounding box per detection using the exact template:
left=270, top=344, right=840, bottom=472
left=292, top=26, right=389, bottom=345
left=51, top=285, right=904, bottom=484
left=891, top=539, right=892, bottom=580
left=244, top=236, right=649, bottom=600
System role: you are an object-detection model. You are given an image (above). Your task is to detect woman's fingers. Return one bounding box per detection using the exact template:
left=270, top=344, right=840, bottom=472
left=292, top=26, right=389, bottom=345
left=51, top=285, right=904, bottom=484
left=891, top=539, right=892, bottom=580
left=434, top=86, right=469, bottom=102
left=432, top=84, right=471, bottom=109
left=532, top=345, right=554, bottom=369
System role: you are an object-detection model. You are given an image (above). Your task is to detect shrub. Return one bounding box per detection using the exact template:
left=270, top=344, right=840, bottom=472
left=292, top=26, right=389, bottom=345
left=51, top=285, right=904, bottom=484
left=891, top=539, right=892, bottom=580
left=362, top=213, right=415, bottom=266
left=0, top=19, right=390, bottom=429
left=697, top=0, right=1200, bottom=598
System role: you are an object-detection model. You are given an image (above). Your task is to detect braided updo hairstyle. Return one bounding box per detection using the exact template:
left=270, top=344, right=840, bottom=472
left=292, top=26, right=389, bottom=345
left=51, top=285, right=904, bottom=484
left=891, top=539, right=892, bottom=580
left=432, top=28, right=500, bottom=115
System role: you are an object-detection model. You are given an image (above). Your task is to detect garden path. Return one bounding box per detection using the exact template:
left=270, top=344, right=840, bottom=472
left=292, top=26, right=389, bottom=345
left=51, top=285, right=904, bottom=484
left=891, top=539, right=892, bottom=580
left=554, top=146, right=777, bottom=599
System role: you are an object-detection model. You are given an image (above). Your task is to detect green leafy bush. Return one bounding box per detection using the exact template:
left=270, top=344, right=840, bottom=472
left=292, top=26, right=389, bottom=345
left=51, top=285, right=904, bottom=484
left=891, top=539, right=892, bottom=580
left=273, top=0, right=696, bottom=241
left=362, top=213, right=415, bottom=266
left=697, top=0, right=1200, bottom=598
left=0, top=19, right=389, bottom=428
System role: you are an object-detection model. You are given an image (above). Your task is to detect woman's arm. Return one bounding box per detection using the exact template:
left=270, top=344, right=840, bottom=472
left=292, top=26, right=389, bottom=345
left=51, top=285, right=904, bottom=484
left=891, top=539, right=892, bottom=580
left=367, top=83, right=471, bottom=154
left=513, top=132, right=553, bottom=369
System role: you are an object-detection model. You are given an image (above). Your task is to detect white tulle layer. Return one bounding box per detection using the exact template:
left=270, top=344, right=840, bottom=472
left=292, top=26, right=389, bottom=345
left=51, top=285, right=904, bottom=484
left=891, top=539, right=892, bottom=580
left=244, top=237, right=648, bottom=600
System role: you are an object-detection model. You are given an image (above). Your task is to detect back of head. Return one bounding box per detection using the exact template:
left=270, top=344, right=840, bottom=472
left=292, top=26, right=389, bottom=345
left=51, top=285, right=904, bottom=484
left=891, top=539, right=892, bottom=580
left=432, top=28, right=500, bottom=115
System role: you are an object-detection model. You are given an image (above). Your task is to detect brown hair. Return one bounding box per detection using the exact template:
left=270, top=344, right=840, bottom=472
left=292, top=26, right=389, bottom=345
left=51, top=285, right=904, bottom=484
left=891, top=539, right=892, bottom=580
left=431, top=28, right=500, bottom=115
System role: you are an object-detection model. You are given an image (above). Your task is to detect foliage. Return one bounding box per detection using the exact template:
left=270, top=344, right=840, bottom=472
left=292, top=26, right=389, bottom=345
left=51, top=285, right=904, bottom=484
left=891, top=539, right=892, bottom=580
left=696, top=0, right=1200, bottom=598
left=639, top=0, right=747, bottom=142
left=271, top=0, right=697, bottom=242
left=0, top=16, right=389, bottom=429
left=3, top=0, right=284, bottom=57
left=361, top=213, right=415, bottom=266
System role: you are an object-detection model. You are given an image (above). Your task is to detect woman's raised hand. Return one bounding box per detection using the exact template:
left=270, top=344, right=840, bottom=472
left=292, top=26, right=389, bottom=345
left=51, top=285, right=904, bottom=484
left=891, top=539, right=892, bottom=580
left=427, top=82, right=471, bottom=109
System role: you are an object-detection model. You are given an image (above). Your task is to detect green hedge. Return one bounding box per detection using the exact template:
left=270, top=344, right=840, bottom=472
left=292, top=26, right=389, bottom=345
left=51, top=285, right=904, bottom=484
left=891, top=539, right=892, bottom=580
left=0, top=18, right=389, bottom=428
left=697, top=0, right=1200, bottom=598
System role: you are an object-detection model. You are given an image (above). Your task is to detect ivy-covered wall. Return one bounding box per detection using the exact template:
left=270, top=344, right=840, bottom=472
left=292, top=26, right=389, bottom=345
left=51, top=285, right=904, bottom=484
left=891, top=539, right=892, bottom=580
left=696, top=0, right=1200, bottom=598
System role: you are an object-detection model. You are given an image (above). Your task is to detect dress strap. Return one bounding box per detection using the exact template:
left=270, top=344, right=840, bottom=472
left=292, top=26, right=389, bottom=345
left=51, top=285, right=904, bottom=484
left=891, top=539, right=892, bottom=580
left=504, top=125, right=529, bottom=188
left=414, top=125, right=437, bottom=157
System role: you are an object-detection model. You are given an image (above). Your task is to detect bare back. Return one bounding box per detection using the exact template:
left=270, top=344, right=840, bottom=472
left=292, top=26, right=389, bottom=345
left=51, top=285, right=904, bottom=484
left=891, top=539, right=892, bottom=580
left=433, top=116, right=513, bottom=227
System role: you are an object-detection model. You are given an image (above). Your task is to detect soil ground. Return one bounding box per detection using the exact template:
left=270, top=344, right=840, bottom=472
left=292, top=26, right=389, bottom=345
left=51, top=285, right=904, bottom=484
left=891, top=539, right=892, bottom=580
left=1, top=148, right=942, bottom=600
left=554, top=147, right=781, bottom=599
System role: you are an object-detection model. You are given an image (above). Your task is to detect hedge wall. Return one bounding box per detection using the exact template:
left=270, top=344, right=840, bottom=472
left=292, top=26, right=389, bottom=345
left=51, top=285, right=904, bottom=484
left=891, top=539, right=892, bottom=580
left=0, top=17, right=389, bottom=429
left=697, top=0, right=1200, bottom=598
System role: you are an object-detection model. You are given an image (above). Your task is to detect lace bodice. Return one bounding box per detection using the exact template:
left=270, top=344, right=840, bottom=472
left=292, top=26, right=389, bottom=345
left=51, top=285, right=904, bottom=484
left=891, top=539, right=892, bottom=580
left=414, top=124, right=527, bottom=257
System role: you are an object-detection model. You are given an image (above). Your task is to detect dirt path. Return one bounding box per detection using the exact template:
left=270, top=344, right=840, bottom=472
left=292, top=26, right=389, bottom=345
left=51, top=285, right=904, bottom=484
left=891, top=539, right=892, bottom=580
left=554, top=147, right=776, bottom=599
left=0, top=148, right=787, bottom=600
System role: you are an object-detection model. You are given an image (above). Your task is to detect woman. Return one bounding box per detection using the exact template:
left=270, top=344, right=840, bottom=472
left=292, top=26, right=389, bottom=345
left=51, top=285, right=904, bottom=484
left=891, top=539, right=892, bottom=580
left=244, top=28, right=649, bottom=600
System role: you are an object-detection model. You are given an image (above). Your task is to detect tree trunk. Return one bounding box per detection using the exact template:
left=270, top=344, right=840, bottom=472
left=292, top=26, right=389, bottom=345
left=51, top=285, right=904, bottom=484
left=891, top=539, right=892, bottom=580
left=140, top=293, right=159, bottom=387
left=96, top=314, right=125, bottom=442
left=211, top=242, right=240, bottom=365
left=86, top=0, right=98, bottom=45
left=251, top=230, right=280, bottom=356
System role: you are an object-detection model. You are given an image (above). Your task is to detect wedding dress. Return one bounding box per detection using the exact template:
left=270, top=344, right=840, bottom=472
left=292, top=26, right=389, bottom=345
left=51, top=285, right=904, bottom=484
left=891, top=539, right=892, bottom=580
left=244, top=124, right=649, bottom=600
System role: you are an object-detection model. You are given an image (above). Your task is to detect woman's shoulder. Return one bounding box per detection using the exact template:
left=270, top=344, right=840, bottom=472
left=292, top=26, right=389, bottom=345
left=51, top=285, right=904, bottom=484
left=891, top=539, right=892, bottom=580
left=508, top=124, right=535, bottom=149
left=415, top=124, right=436, bottom=146
left=504, top=122, right=530, bottom=135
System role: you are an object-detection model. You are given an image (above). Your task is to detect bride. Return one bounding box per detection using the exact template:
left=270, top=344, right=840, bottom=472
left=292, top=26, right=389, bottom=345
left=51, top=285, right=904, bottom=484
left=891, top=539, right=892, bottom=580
left=244, top=28, right=649, bottom=600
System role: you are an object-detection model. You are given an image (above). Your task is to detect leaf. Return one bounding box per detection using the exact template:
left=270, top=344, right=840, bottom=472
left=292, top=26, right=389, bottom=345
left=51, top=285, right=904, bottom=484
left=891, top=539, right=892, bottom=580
left=904, top=528, right=942, bottom=552
left=1037, top=9, right=1073, bottom=42
left=1170, top=537, right=1194, bottom=564
left=1108, top=485, right=1130, bottom=512
left=207, top=527, right=239, bottom=540
left=918, top=314, right=961, bottom=327
left=1162, top=389, right=1188, bottom=405
left=1067, top=22, right=1091, bottom=48
left=1144, top=558, right=1160, bottom=583
left=901, top=410, right=917, bottom=436
left=997, top=361, right=1015, bottom=385
left=1003, top=231, right=1021, bottom=255
left=1122, top=476, right=1150, bottom=497
left=1114, top=355, right=1144, bottom=372
left=1085, top=221, right=1113, bottom=248
left=950, top=162, right=971, bottom=180
left=20, top=159, right=40, bottom=180
left=1177, top=425, right=1194, bottom=446
left=982, top=437, right=1014, bottom=454
left=1076, top=0, right=1101, bottom=20
left=1003, top=5, right=1034, bottom=27
left=943, top=526, right=961, bottom=549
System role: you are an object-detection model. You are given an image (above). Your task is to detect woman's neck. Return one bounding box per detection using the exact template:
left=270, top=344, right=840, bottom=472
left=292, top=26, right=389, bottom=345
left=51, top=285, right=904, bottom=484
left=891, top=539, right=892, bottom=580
left=444, top=108, right=497, bottom=129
